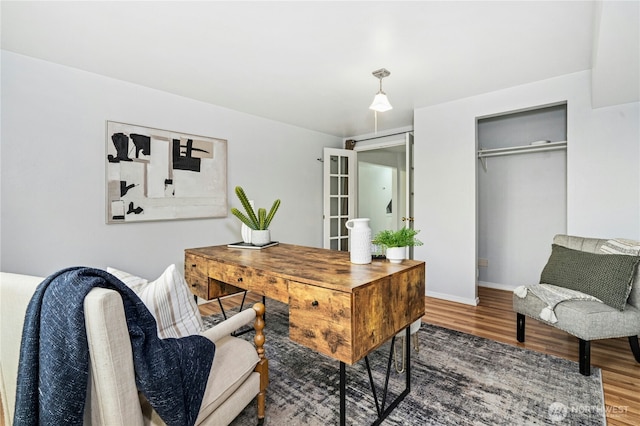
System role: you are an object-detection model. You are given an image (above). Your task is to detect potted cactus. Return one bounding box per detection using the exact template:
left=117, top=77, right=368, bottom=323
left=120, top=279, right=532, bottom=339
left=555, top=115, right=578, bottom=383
left=230, top=186, right=281, bottom=245
left=372, top=228, right=423, bottom=263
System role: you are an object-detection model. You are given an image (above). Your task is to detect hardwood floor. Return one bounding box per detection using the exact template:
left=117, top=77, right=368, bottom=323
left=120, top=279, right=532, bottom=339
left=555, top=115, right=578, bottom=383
left=200, top=286, right=640, bottom=425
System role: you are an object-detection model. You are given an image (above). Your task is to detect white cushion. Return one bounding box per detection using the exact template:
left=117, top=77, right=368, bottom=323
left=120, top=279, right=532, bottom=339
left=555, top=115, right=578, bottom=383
left=195, top=335, right=260, bottom=423
left=107, top=264, right=203, bottom=338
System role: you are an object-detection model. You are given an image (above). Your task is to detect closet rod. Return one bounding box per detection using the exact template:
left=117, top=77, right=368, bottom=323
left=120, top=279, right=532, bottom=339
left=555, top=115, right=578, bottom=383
left=478, top=141, right=566, bottom=172
left=477, top=141, right=567, bottom=159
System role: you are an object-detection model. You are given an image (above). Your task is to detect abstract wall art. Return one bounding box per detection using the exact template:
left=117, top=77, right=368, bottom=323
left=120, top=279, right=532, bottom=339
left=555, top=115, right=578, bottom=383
left=106, top=121, right=227, bottom=223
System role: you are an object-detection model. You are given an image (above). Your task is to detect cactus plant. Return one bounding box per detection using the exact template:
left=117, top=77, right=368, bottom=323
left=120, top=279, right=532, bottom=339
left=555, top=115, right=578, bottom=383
left=231, top=186, right=281, bottom=230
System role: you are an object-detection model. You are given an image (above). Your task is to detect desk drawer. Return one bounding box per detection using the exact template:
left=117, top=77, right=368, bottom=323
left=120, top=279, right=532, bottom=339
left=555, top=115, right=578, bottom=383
left=185, top=255, right=245, bottom=300
left=209, top=264, right=289, bottom=304
left=185, top=253, right=209, bottom=299
left=289, top=281, right=353, bottom=364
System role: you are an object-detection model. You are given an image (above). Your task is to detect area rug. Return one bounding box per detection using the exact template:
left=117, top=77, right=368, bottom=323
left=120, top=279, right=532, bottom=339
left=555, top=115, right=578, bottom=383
left=202, top=300, right=605, bottom=425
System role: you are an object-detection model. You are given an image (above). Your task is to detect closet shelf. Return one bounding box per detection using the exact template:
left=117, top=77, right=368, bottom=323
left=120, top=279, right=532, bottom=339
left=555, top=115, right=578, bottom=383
left=478, top=141, right=567, bottom=171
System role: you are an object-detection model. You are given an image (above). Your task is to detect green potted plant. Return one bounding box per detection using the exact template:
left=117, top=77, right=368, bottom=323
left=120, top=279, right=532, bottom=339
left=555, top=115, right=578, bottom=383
left=372, top=227, right=423, bottom=263
left=230, top=186, right=281, bottom=245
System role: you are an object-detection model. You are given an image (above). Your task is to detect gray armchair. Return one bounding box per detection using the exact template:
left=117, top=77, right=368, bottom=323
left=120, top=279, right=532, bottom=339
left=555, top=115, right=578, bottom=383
left=513, top=234, right=640, bottom=376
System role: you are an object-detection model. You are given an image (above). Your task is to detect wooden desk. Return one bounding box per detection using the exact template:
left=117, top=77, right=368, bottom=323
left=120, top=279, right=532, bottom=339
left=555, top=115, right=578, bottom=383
left=185, top=243, right=425, bottom=425
left=185, top=243, right=425, bottom=365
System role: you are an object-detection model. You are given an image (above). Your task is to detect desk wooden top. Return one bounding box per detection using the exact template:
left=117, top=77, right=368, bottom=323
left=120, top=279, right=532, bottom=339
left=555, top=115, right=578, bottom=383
left=185, top=243, right=425, bottom=293
left=186, top=243, right=426, bottom=363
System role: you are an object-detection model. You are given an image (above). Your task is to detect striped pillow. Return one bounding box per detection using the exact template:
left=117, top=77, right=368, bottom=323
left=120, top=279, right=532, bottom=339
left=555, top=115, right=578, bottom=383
left=600, top=238, right=640, bottom=256
left=107, top=264, right=203, bottom=338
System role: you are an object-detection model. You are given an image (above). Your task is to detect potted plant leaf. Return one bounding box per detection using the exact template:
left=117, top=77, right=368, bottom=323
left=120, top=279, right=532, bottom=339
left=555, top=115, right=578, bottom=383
left=230, top=186, right=281, bottom=245
left=372, top=227, right=423, bottom=263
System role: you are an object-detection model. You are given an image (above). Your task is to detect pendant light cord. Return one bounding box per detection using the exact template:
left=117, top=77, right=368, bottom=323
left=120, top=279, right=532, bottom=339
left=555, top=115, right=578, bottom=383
left=374, top=110, right=378, bottom=134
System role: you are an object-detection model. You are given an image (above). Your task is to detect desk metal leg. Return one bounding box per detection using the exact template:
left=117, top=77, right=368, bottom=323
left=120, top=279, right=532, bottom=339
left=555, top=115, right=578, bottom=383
left=405, top=326, right=411, bottom=392
left=339, top=327, right=411, bottom=425
left=216, top=293, right=267, bottom=337
left=340, top=361, right=346, bottom=426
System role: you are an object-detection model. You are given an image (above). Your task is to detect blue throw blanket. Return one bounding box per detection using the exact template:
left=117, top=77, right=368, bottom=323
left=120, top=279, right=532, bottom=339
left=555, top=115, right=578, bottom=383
left=13, top=267, right=215, bottom=426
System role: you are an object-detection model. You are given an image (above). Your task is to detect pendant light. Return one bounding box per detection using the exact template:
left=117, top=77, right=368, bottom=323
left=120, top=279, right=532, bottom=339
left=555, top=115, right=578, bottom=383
left=369, top=68, right=392, bottom=112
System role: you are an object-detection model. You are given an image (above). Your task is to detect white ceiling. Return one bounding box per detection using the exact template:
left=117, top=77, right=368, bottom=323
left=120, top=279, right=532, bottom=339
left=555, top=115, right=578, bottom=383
left=2, top=1, right=638, bottom=137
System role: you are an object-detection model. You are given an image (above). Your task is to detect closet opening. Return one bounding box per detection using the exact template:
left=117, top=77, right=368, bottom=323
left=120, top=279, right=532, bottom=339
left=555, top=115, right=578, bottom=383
left=476, top=103, right=567, bottom=292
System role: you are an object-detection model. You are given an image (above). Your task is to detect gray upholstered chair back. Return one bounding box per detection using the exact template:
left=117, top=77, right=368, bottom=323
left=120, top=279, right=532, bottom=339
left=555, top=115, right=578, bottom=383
left=553, top=234, right=640, bottom=309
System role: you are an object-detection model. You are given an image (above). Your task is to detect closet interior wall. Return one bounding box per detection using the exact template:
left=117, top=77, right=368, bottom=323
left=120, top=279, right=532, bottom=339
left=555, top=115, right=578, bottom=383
left=477, top=104, right=568, bottom=290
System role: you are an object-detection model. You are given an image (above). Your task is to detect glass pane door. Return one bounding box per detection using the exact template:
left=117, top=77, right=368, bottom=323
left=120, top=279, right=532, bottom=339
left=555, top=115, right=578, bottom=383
left=405, top=132, right=415, bottom=259
left=323, top=148, right=356, bottom=250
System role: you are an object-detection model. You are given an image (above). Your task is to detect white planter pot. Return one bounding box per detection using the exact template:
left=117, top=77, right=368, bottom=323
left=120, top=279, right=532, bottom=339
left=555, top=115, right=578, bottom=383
left=251, top=229, right=271, bottom=246
left=241, top=224, right=252, bottom=244
left=385, top=247, right=407, bottom=264
left=396, top=319, right=422, bottom=338
left=240, top=200, right=255, bottom=243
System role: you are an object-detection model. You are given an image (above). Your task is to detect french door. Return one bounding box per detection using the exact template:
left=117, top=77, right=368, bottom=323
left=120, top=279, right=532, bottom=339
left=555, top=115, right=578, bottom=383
left=322, top=148, right=356, bottom=250
left=322, top=132, right=414, bottom=255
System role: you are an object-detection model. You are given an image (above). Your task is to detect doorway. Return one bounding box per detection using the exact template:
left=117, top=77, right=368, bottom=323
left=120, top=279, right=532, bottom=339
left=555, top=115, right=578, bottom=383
left=323, top=132, right=414, bottom=256
left=357, top=144, right=407, bottom=241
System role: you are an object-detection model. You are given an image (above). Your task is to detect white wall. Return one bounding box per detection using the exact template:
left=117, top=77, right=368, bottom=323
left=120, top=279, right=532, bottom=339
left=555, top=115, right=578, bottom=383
left=414, top=70, right=640, bottom=305
left=0, top=51, right=342, bottom=278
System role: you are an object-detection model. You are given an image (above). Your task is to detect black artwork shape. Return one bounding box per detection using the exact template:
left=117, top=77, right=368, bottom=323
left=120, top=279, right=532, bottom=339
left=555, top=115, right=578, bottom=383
left=190, top=146, right=210, bottom=155
left=130, top=134, right=151, bottom=158
left=164, top=179, right=175, bottom=196
left=107, top=133, right=133, bottom=163
left=172, top=139, right=201, bottom=172
left=120, top=181, right=136, bottom=197
left=127, top=202, right=143, bottom=215
left=164, top=179, right=176, bottom=196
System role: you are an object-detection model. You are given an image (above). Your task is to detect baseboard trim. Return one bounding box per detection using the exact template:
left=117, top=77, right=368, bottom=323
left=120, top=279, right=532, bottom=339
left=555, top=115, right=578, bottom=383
left=426, top=290, right=479, bottom=306
left=478, top=281, right=517, bottom=292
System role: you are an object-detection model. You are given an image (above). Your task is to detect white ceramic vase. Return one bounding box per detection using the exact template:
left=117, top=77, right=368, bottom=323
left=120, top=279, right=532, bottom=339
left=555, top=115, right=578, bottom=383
left=345, top=218, right=372, bottom=264
left=385, top=246, right=407, bottom=264
left=251, top=229, right=271, bottom=246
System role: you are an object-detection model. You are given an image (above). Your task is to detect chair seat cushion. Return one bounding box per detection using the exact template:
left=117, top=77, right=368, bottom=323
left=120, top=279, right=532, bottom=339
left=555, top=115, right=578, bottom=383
left=513, top=292, right=640, bottom=341
left=195, top=335, right=260, bottom=422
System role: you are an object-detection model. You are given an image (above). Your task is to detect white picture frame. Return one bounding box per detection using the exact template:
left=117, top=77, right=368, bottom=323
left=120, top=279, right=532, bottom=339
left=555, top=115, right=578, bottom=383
left=106, top=121, right=227, bottom=223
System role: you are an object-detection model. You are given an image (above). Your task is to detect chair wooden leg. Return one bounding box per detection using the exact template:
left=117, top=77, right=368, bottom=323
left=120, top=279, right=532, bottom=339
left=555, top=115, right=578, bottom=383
left=252, top=302, right=268, bottom=424
left=629, top=336, right=640, bottom=363
left=579, top=339, right=591, bottom=376
left=256, top=389, right=266, bottom=425
left=516, top=313, right=525, bottom=342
